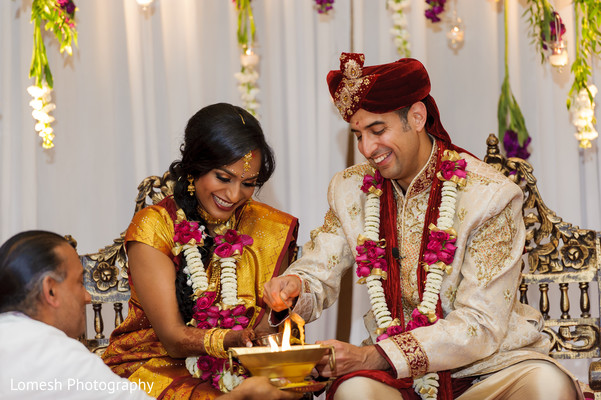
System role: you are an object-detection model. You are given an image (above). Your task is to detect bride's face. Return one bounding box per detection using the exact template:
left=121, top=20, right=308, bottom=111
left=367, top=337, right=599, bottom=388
left=194, top=150, right=261, bottom=222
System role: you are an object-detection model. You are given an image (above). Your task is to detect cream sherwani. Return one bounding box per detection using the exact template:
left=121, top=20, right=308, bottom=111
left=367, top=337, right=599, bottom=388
left=286, top=142, right=582, bottom=395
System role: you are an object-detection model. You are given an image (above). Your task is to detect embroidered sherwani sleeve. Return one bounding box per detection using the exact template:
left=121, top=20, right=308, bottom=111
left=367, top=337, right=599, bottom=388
left=378, top=180, right=526, bottom=378
left=284, top=172, right=357, bottom=323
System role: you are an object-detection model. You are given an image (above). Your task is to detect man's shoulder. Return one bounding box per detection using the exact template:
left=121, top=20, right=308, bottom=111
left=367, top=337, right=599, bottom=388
left=461, top=153, right=518, bottom=190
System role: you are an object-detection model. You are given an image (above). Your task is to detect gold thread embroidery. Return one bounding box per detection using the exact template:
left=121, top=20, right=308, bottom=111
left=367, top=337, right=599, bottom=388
left=390, top=332, right=429, bottom=378
left=467, top=324, right=478, bottom=336
left=343, top=164, right=375, bottom=180
left=469, top=205, right=516, bottom=287
left=327, top=255, right=341, bottom=269
left=445, top=285, right=458, bottom=305
left=321, top=208, right=342, bottom=234
left=504, top=289, right=512, bottom=302
left=348, top=203, right=361, bottom=219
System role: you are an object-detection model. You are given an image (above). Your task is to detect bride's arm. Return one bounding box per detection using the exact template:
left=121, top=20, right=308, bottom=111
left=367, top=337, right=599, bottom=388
left=128, top=241, right=253, bottom=358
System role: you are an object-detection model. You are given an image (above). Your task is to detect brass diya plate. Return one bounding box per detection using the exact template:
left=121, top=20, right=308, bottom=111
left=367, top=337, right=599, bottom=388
left=229, top=344, right=332, bottom=383
left=279, top=379, right=329, bottom=393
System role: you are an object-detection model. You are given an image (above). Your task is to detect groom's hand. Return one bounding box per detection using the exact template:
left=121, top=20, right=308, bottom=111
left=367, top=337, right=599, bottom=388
left=315, top=340, right=390, bottom=377
left=263, top=275, right=302, bottom=311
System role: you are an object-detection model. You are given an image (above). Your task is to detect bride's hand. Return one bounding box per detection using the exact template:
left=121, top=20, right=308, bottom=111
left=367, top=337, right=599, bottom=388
left=225, top=327, right=256, bottom=348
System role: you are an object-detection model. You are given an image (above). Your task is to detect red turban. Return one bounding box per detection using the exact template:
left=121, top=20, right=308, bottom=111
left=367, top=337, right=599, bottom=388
left=327, top=52, right=451, bottom=144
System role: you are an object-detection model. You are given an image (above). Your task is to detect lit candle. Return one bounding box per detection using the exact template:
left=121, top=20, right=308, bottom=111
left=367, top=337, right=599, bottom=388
left=549, top=50, right=568, bottom=67
left=240, top=50, right=259, bottom=68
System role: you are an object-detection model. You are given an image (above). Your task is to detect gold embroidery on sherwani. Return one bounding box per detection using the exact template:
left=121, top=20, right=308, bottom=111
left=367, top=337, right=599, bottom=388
left=327, top=254, right=340, bottom=269
left=458, top=208, right=467, bottom=223
left=322, top=208, right=342, bottom=233
left=504, top=289, right=512, bottom=303
left=309, top=208, right=342, bottom=249
left=348, top=202, right=361, bottom=219
left=342, top=164, right=374, bottom=179
left=445, top=285, right=458, bottom=305
left=469, top=205, right=516, bottom=287
left=467, top=324, right=478, bottom=336
left=462, top=171, right=498, bottom=193
left=391, top=332, right=429, bottom=378
left=397, top=187, right=430, bottom=321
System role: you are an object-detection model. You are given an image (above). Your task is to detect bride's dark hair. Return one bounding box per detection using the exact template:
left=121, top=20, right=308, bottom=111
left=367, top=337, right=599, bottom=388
left=169, top=103, right=275, bottom=320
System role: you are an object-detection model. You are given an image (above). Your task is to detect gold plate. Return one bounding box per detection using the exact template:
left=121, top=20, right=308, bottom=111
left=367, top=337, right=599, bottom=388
left=229, top=344, right=330, bottom=383
left=278, top=380, right=329, bottom=393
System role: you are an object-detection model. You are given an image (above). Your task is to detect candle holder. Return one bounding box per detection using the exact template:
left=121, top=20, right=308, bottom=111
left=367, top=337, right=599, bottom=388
left=547, top=39, right=568, bottom=70
left=446, top=12, right=465, bottom=50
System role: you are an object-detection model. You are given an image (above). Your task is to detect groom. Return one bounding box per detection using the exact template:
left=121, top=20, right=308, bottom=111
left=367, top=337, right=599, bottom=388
left=264, top=53, right=582, bottom=399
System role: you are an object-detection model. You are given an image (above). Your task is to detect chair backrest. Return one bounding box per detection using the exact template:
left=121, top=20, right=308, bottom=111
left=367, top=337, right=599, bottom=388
left=81, top=171, right=175, bottom=353
left=483, top=133, right=601, bottom=361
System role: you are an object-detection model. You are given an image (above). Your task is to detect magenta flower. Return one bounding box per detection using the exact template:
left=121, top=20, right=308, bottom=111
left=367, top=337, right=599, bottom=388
left=356, top=265, right=371, bottom=278
left=424, top=0, right=446, bottom=23
left=195, top=291, right=216, bottom=310
left=440, top=159, right=467, bottom=180
left=542, top=11, right=566, bottom=50
left=174, top=220, right=204, bottom=245
left=360, top=170, right=384, bottom=194
left=503, top=129, right=531, bottom=159
left=315, top=0, right=334, bottom=14
left=406, top=308, right=432, bottom=331
left=355, top=240, right=388, bottom=278
left=214, top=229, right=253, bottom=258
left=197, top=356, right=217, bottom=381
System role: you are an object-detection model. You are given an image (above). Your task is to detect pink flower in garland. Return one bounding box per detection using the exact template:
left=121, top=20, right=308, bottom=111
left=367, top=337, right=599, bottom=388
left=174, top=220, right=205, bottom=245
left=355, top=240, right=387, bottom=278
left=197, top=356, right=219, bottom=381
left=440, top=159, right=467, bottom=180
left=214, top=229, right=253, bottom=258
left=424, top=230, right=457, bottom=266
left=360, top=170, right=384, bottom=194
left=376, top=310, right=435, bottom=342
left=405, top=308, right=432, bottom=331
left=376, top=324, right=404, bottom=342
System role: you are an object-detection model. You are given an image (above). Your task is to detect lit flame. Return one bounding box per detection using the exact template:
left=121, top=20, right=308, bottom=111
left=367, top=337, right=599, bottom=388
left=268, top=335, right=279, bottom=352
left=282, top=318, right=292, bottom=351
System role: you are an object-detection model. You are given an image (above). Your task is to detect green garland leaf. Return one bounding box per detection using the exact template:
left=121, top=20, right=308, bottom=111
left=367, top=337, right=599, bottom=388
left=28, top=0, right=78, bottom=88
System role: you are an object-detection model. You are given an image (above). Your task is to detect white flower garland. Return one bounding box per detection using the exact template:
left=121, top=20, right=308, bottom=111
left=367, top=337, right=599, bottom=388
left=387, top=0, right=411, bottom=58
left=27, top=84, right=56, bottom=149
left=181, top=223, right=247, bottom=387
left=360, top=160, right=464, bottom=400
left=570, top=84, right=598, bottom=149
left=235, top=50, right=260, bottom=118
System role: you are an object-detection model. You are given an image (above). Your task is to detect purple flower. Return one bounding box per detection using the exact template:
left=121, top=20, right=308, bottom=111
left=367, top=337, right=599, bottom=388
left=424, top=0, right=445, bottom=23
left=503, top=130, right=531, bottom=159
left=315, top=0, right=334, bottom=14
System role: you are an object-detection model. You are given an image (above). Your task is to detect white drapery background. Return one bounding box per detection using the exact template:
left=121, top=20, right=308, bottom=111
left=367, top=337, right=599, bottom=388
left=1, top=0, right=600, bottom=382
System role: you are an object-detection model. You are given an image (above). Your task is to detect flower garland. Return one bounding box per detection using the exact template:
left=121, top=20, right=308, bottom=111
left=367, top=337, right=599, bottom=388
left=172, top=211, right=253, bottom=392
left=387, top=0, right=411, bottom=58
left=28, top=0, right=78, bottom=149
left=356, top=151, right=466, bottom=400
left=234, top=0, right=260, bottom=118
left=570, top=84, right=598, bottom=149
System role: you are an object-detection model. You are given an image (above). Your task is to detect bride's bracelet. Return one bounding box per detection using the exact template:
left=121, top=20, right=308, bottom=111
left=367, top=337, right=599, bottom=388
left=205, top=328, right=229, bottom=358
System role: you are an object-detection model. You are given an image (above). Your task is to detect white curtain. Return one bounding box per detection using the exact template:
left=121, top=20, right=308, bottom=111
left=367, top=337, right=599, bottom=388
left=1, top=0, right=599, bottom=382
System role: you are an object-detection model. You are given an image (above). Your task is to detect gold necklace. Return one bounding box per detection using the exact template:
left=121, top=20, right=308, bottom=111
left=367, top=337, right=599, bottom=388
left=196, top=205, right=236, bottom=232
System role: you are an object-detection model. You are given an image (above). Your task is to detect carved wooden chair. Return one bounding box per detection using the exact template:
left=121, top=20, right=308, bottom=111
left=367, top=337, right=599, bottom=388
left=81, top=171, right=175, bottom=354
left=483, top=134, right=601, bottom=397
